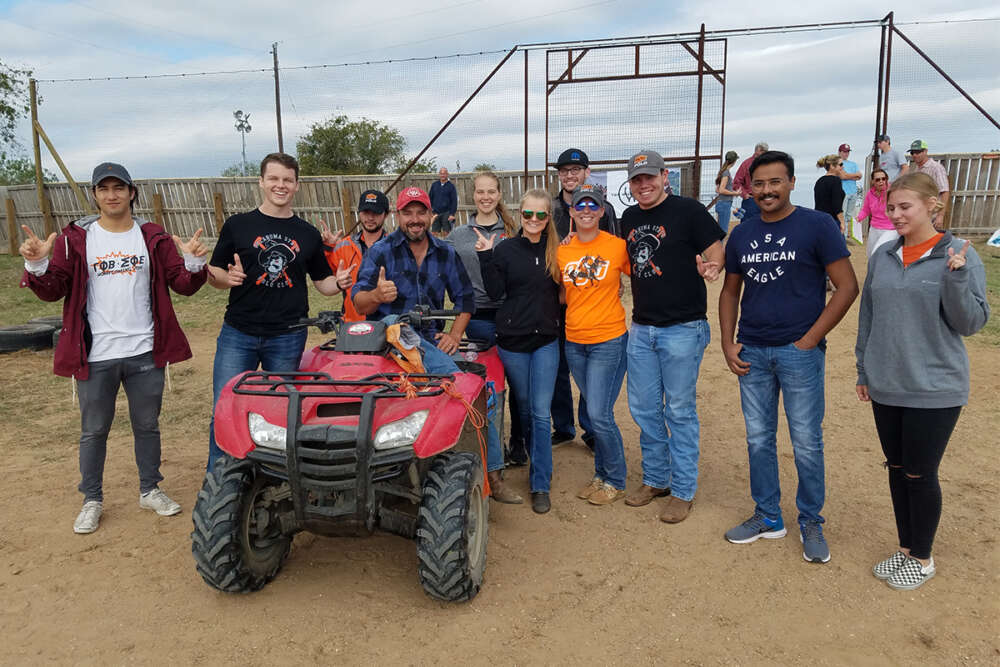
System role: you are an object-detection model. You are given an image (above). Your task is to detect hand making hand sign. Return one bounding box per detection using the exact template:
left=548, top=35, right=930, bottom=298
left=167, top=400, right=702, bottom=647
left=173, top=228, right=208, bottom=257
left=946, top=239, right=971, bottom=271
left=320, top=220, right=344, bottom=248
left=335, top=259, right=357, bottom=292
left=473, top=227, right=498, bottom=252
left=224, top=253, right=246, bottom=286
left=695, top=254, right=721, bottom=282
left=374, top=266, right=397, bottom=304
left=19, top=225, right=57, bottom=262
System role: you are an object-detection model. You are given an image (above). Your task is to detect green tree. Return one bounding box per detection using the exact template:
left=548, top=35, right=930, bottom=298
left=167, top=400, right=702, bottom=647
left=297, top=115, right=406, bottom=175
left=1, top=60, right=32, bottom=149
left=474, top=162, right=498, bottom=172
left=221, top=160, right=260, bottom=177
left=393, top=155, right=437, bottom=174
left=0, top=152, right=56, bottom=186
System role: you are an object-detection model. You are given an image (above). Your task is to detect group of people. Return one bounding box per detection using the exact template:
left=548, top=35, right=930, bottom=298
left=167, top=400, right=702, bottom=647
left=18, top=139, right=988, bottom=591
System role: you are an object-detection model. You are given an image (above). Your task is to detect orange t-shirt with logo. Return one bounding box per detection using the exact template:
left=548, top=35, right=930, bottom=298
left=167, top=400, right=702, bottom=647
left=557, top=231, right=631, bottom=344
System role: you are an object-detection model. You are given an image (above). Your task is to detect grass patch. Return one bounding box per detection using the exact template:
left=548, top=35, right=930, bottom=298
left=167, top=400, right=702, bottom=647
left=974, top=242, right=1000, bottom=346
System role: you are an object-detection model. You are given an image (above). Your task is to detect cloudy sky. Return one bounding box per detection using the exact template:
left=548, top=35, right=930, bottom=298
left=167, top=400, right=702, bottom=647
left=2, top=0, right=998, bottom=204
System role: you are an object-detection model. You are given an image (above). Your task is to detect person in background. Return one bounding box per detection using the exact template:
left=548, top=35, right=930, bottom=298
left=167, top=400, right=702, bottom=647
left=429, top=167, right=458, bottom=237
left=444, top=171, right=524, bottom=503
left=477, top=189, right=562, bottom=514
left=877, top=135, right=908, bottom=182
left=856, top=172, right=989, bottom=590
left=814, top=155, right=846, bottom=233
left=838, top=143, right=862, bottom=231
left=715, top=150, right=740, bottom=234
left=322, top=189, right=389, bottom=321
left=19, top=162, right=208, bottom=534
left=720, top=150, right=858, bottom=564
left=908, top=140, right=950, bottom=226
left=856, top=169, right=897, bottom=258
left=558, top=185, right=631, bottom=507
left=731, top=141, right=768, bottom=220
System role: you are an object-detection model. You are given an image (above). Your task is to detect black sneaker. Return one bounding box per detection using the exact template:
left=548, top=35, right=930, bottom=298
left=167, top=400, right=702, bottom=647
left=531, top=492, right=551, bottom=514
left=551, top=431, right=575, bottom=447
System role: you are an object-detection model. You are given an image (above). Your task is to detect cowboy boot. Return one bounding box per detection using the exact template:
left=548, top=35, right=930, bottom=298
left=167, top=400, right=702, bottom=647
left=488, top=470, right=523, bottom=504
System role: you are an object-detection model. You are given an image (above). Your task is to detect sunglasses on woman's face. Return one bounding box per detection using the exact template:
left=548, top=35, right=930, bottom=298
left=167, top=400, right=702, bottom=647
left=573, top=200, right=601, bottom=211
left=521, top=210, right=548, bottom=221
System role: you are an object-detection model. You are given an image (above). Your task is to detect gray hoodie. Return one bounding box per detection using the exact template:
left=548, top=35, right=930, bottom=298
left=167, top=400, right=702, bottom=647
left=856, top=232, right=990, bottom=408
left=444, top=214, right=508, bottom=312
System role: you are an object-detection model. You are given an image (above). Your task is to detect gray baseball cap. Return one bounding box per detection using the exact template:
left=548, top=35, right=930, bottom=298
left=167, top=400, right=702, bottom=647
left=571, top=183, right=605, bottom=208
left=627, top=151, right=666, bottom=180
left=91, top=162, right=133, bottom=187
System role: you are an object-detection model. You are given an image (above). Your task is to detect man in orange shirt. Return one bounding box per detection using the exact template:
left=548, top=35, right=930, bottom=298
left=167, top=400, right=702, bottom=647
left=323, top=189, right=390, bottom=321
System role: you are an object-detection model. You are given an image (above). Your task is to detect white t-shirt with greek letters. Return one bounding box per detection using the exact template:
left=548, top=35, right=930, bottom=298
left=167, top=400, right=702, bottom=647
left=85, top=221, right=154, bottom=362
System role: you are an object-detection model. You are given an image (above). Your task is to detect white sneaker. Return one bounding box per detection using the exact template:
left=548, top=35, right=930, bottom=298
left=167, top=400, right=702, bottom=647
left=139, top=489, right=181, bottom=516
left=74, top=500, right=103, bottom=534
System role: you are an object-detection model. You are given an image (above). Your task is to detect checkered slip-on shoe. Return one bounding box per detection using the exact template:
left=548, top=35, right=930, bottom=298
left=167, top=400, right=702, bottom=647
left=886, top=556, right=935, bottom=590
left=872, top=551, right=908, bottom=580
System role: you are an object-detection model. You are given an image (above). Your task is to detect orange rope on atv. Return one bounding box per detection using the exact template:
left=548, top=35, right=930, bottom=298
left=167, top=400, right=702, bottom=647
left=390, top=374, right=419, bottom=400
left=440, top=379, right=491, bottom=496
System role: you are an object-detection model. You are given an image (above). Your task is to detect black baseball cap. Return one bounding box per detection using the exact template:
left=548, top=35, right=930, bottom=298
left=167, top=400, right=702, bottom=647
left=556, top=148, right=589, bottom=168
left=358, top=189, right=389, bottom=214
left=91, top=162, right=133, bottom=187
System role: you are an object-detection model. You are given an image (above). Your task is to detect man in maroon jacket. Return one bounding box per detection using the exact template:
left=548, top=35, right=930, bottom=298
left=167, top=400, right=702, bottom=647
left=19, top=162, right=208, bottom=535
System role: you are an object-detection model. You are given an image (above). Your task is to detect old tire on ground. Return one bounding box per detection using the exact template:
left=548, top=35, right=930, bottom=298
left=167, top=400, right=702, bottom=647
left=416, top=451, right=488, bottom=602
left=191, top=455, right=292, bottom=593
left=28, top=315, right=63, bottom=329
left=0, top=323, right=56, bottom=353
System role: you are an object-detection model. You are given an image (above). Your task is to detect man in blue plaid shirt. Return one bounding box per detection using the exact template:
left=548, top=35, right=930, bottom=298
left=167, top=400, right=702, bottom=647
left=352, top=186, right=475, bottom=353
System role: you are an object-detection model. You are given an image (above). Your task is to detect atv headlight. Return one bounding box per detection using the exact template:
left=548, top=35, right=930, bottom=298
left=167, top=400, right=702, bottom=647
left=248, top=412, right=287, bottom=451
left=373, top=410, right=428, bottom=450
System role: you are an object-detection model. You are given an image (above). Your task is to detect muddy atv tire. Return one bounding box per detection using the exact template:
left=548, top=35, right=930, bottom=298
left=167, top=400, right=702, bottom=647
left=191, top=455, right=292, bottom=593
left=416, top=452, right=488, bottom=602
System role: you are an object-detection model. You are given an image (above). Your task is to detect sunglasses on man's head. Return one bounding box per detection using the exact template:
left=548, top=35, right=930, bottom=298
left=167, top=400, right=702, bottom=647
left=521, top=210, right=548, bottom=221
left=573, top=200, right=601, bottom=211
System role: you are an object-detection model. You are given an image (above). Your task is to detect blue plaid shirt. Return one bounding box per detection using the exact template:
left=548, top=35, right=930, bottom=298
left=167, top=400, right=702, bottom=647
left=352, top=229, right=476, bottom=336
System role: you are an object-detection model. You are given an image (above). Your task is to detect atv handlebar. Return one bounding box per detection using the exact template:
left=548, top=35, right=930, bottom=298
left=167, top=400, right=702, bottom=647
left=295, top=306, right=462, bottom=334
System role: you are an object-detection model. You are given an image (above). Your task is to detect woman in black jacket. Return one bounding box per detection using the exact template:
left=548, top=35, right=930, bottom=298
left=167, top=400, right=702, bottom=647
left=476, top=188, right=562, bottom=513
left=814, top=154, right=846, bottom=233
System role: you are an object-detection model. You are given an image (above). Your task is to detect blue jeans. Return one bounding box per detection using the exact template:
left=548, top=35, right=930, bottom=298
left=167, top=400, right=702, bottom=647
left=739, top=197, right=759, bottom=219
left=565, top=332, right=628, bottom=489
left=553, top=319, right=593, bottom=439
left=715, top=201, right=733, bottom=234
left=209, top=323, right=308, bottom=468
left=498, top=341, right=559, bottom=492
left=737, top=343, right=827, bottom=525
left=626, top=321, right=710, bottom=501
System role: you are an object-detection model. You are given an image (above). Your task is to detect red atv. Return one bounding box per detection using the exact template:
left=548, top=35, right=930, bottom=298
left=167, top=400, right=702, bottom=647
left=191, top=308, right=506, bottom=602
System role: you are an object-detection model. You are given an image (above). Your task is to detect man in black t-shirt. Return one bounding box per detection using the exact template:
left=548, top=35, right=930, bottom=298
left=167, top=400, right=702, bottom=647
left=206, top=152, right=349, bottom=469
left=620, top=150, right=725, bottom=524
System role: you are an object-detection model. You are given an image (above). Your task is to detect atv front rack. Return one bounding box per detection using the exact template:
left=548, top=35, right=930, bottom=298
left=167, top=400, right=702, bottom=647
left=231, top=370, right=459, bottom=530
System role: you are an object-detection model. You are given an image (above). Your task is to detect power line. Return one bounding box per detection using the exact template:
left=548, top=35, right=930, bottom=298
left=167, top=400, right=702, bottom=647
left=1, top=17, right=173, bottom=64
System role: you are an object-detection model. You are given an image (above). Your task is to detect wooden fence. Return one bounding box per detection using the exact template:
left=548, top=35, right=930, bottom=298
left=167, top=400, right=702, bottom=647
left=935, top=153, right=1000, bottom=235
left=1, top=164, right=702, bottom=253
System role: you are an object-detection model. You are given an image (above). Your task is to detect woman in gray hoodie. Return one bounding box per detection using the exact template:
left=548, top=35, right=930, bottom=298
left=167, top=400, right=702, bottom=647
left=856, top=172, right=990, bottom=591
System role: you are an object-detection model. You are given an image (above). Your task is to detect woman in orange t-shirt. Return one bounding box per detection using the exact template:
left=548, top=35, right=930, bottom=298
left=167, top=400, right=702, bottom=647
left=557, top=185, right=631, bottom=506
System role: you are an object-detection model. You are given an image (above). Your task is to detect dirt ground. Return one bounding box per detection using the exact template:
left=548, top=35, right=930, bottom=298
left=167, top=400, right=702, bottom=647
left=1, top=246, right=997, bottom=665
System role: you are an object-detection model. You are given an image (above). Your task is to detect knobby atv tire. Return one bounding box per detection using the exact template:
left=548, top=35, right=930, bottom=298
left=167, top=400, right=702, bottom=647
left=191, top=455, right=292, bottom=593
left=0, top=323, right=56, bottom=353
left=416, top=452, right=488, bottom=602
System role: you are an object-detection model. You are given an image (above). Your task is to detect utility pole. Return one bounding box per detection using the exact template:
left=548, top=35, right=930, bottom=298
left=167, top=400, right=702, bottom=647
left=272, top=42, right=284, bottom=153
left=234, top=110, right=252, bottom=175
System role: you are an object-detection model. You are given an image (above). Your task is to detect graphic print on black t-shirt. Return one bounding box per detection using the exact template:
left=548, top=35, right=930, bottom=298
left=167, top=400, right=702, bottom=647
left=626, top=225, right=667, bottom=278
left=563, top=254, right=609, bottom=287
left=252, top=233, right=300, bottom=288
